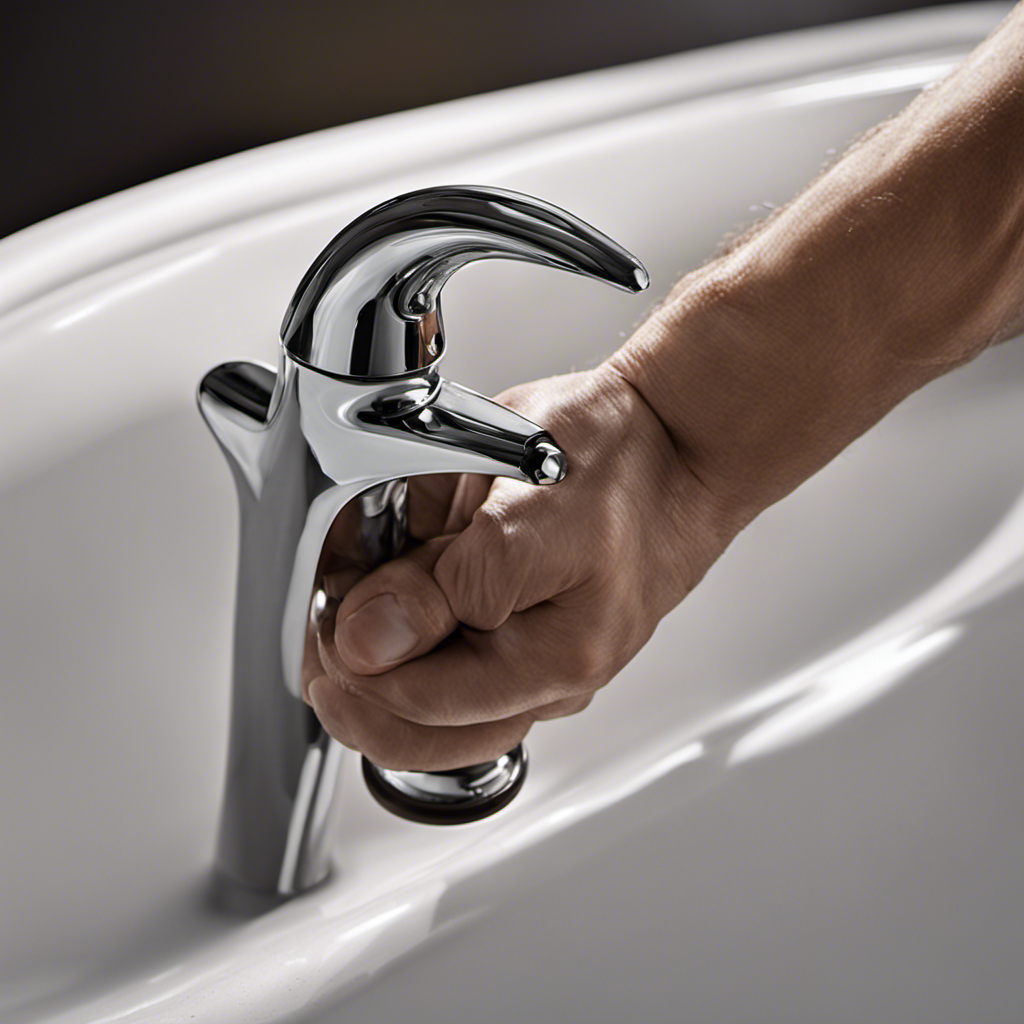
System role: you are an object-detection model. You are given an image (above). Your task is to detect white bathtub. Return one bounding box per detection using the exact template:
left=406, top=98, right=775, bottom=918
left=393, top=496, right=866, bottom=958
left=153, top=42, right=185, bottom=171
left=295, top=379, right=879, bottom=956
left=1, top=4, right=1021, bottom=1022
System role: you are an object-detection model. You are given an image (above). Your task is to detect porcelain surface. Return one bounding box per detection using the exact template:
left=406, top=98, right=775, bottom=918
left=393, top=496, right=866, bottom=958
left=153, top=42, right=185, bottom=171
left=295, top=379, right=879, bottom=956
left=1, top=5, right=1021, bottom=1022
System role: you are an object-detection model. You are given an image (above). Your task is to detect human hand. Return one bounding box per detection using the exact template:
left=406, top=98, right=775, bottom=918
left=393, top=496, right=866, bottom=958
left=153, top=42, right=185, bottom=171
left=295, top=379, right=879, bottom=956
left=303, top=365, right=737, bottom=770
left=303, top=3, right=1024, bottom=771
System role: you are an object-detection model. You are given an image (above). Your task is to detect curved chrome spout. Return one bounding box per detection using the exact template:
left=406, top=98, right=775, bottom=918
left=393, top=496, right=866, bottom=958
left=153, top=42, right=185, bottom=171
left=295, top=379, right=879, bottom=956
left=280, top=185, right=649, bottom=378
left=199, top=185, right=647, bottom=897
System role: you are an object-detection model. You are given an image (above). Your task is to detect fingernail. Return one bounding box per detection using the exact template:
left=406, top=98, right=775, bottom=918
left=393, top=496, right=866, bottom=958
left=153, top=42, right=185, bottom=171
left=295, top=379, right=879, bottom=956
left=339, top=594, right=419, bottom=667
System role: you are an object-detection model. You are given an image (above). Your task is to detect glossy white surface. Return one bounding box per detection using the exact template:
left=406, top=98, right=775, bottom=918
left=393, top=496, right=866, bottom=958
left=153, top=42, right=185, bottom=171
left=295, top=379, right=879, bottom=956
left=1, top=5, right=1020, bottom=1022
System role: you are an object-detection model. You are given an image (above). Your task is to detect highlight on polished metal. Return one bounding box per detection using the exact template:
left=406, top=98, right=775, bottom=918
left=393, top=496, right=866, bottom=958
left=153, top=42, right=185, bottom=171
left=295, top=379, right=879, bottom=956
left=280, top=184, right=650, bottom=378
left=198, top=184, right=647, bottom=897
left=363, top=747, right=529, bottom=825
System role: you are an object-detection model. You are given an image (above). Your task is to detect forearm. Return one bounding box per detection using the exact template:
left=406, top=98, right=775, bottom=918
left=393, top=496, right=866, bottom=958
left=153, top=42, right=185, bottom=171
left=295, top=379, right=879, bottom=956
left=312, top=6, right=1024, bottom=768
left=610, top=3, right=1024, bottom=524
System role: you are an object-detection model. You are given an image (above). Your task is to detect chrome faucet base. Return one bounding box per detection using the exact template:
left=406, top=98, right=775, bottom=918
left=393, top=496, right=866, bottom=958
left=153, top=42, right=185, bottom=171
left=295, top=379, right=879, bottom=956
left=361, top=746, right=528, bottom=825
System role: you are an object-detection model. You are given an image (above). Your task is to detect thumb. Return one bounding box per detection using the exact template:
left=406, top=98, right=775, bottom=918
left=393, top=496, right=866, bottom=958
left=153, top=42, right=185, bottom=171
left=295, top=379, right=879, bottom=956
left=331, top=536, right=458, bottom=676
left=331, top=483, right=581, bottom=675
left=331, top=485, right=577, bottom=674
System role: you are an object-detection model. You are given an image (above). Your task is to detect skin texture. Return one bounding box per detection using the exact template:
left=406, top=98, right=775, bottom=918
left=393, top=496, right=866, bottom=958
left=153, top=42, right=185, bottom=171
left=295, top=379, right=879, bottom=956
left=305, top=3, right=1024, bottom=769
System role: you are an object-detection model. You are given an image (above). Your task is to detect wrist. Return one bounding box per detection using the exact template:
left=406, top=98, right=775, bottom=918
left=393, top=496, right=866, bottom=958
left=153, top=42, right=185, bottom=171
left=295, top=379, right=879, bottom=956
left=606, top=256, right=928, bottom=526
left=606, top=266, right=794, bottom=527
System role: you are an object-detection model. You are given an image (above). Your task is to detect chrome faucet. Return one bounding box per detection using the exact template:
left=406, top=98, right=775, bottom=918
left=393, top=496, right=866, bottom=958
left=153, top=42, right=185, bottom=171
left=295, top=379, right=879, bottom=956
left=198, top=185, right=647, bottom=899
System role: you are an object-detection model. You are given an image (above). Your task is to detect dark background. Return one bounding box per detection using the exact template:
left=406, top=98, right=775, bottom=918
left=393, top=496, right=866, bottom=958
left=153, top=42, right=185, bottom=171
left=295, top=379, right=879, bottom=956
left=3, top=0, right=969, bottom=240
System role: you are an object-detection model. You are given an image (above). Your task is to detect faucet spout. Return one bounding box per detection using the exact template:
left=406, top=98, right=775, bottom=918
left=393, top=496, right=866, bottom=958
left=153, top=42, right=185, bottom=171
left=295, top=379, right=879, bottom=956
left=279, top=185, right=648, bottom=378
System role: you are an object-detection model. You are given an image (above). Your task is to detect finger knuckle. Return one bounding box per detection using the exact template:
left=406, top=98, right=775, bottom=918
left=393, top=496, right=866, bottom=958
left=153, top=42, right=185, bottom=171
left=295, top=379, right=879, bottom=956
left=551, top=626, right=619, bottom=695
left=564, top=694, right=595, bottom=716
left=532, top=694, right=594, bottom=721
left=381, top=559, right=454, bottom=639
left=436, top=507, right=515, bottom=630
left=565, top=648, right=605, bottom=690
left=497, top=717, right=533, bottom=754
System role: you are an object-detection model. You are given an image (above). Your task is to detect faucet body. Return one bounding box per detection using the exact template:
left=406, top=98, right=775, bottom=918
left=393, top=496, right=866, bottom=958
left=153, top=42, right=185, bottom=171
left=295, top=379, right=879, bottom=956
left=198, top=186, right=647, bottom=897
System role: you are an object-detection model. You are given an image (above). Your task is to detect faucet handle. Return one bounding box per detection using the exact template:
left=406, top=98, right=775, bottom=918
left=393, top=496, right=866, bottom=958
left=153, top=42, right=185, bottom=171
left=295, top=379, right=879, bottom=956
left=280, top=184, right=649, bottom=378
